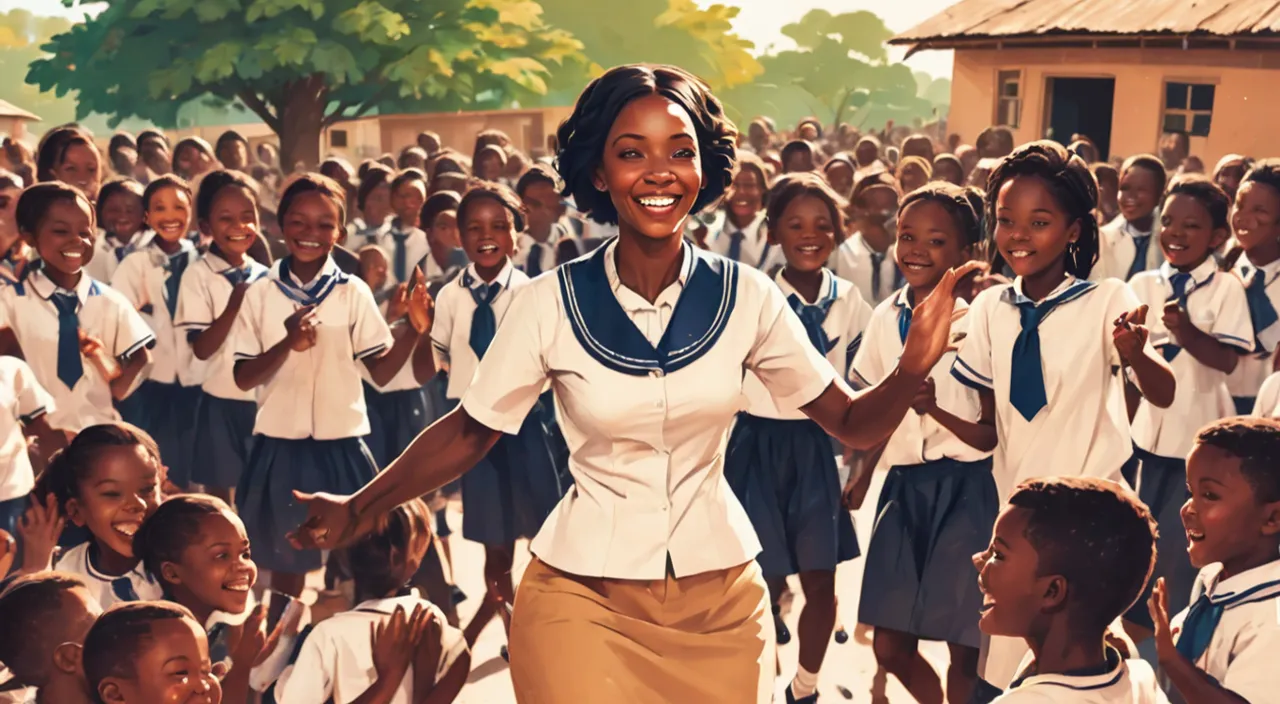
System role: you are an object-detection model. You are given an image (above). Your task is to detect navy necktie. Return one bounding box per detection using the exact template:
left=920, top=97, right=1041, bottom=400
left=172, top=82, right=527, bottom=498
left=1162, top=272, right=1192, bottom=361
left=787, top=293, right=836, bottom=355
left=164, top=252, right=189, bottom=320
left=898, top=303, right=913, bottom=344
left=392, top=232, right=409, bottom=283
left=1127, top=234, right=1151, bottom=281
left=1175, top=593, right=1222, bottom=664
left=1009, top=294, right=1074, bottom=421
left=871, top=251, right=886, bottom=300
left=1246, top=268, right=1279, bottom=351
left=223, top=267, right=250, bottom=286
left=726, top=231, right=744, bottom=263
left=469, top=282, right=502, bottom=359
left=51, top=292, right=84, bottom=390
left=114, top=245, right=129, bottom=262
left=527, top=243, right=544, bottom=278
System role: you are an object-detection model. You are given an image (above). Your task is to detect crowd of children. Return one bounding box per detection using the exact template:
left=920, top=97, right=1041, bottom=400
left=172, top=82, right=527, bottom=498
left=0, top=67, right=1276, bottom=704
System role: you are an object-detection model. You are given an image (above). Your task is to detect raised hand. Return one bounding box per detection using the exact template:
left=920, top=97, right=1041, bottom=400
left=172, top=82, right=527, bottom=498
left=406, top=267, right=434, bottom=334
left=899, top=261, right=983, bottom=377
left=1147, top=577, right=1180, bottom=665
left=1162, top=301, right=1190, bottom=344
left=386, top=283, right=410, bottom=321
left=284, top=305, right=318, bottom=352
left=1112, top=305, right=1151, bottom=364
left=910, top=377, right=937, bottom=416
left=18, top=492, right=64, bottom=573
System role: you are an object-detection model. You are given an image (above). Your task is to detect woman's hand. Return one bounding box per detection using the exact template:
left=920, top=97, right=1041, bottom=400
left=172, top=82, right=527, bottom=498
left=288, top=490, right=361, bottom=550
left=899, top=262, right=983, bottom=377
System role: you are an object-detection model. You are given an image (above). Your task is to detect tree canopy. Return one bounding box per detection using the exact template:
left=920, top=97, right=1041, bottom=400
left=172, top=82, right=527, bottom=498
left=0, top=10, right=75, bottom=132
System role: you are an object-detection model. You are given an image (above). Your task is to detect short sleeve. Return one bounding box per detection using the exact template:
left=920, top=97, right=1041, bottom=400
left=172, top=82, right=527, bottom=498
left=1219, top=620, right=1280, bottom=704
left=273, top=627, right=334, bottom=704
left=430, top=285, right=457, bottom=369
left=11, top=359, right=55, bottom=423
left=851, top=312, right=889, bottom=389
left=952, top=288, right=996, bottom=391
left=1210, top=279, right=1256, bottom=353
left=109, top=255, right=148, bottom=311
left=1253, top=373, right=1280, bottom=417
left=348, top=280, right=393, bottom=360
left=174, top=268, right=214, bottom=332
left=745, top=281, right=838, bottom=411
left=461, top=283, right=550, bottom=435
left=109, top=294, right=156, bottom=360
left=232, top=286, right=266, bottom=360
left=1106, top=282, right=1146, bottom=367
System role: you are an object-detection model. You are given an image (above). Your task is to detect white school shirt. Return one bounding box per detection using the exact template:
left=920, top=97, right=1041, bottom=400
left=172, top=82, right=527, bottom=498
left=742, top=268, right=871, bottom=419
left=370, top=221, right=429, bottom=286
left=460, top=238, right=837, bottom=579
left=994, top=648, right=1167, bottom=704
left=0, top=269, right=154, bottom=433
left=1128, top=260, right=1254, bottom=458
left=0, top=357, right=54, bottom=502
left=1092, top=216, right=1164, bottom=282
left=1252, top=372, right=1280, bottom=416
left=359, top=321, right=425, bottom=394
left=1227, top=255, right=1280, bottom=401
left=86, top=232, right=141, bottom=284
left=852, top=286, right=991, bottom=466
left=514, top=231, right=560, bottom=276
left=53, top=542, right=163, bottom=611
left=111, top=239, right=205, bottom=387
left=430, top=260, right=527, bottom=401
left=275, top=593, right=466, bottom=704
left=952, top=276, right=1145, bottom=499
left=231, top=256, right=393, bottom=440
left=707, top=211, right=775, bottom=270
left=1171, top=560, right=1280, bottom=704
left=174, top=252, right=269, bottom=402
left=830, top=232, right=900, bottom=305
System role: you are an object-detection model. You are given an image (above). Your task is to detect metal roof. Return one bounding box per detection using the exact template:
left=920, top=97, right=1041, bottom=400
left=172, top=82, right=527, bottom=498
left=890, top=0, right=1280, bottom=45
left=0, top=99, right=40, bottom=122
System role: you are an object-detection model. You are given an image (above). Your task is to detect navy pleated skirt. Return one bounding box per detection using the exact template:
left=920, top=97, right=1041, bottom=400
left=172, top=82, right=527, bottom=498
left=858, top=457, right=997, bottom=648
left=191, top=393, right=257, bottom=490
left=460, top=404, right=565, bottom=546
left=362, top=382, right=438, bottom=469
left=1126, top=447, right=1196, bottom=629
left=236, top=436, right=377, bottom=573
left=117, top=380, right=203, bottom=488
left=723, top=413, right=859, bottom=578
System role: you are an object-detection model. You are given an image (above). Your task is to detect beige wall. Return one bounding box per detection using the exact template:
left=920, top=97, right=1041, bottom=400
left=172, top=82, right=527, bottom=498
left=949, top=46, right=1280, bottom=165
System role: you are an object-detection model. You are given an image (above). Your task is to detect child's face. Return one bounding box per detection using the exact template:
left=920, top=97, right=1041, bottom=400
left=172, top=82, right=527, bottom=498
left=994, top=175, right=1079, bottom=280
left=175, top=147, right=214, bottom=180
left=165, top=512, right=258, bottom=616
left=1231, top=181, right=1280, bottom=255
left=461, top=198, right=516, bottom=272
left=1215, top=163, right=1246, bottom=200
left=896, top=199, right=972, bottom=291
left=1118, top=166, right=1160, bottom=224
left=824, top=162, right=854, bottom=198
left=55, top=143, right=102, bottom=202
left=204, top=186, right=259, bottom=259
left=973, top=506, right=1055, bottom=638
left=101, top=617, right=221, bottom=704
left=727, top=168, right=765, bottom=221
left=282, top=191, right=341, bottom=264
left=0, top=186, right=21, bottom=239
left=145, top=186, right=192, bottom=244
left=783, top=150, right=814, bottom=174
left=216, top=142, right=248, bottom=172
left=798, top=123, right=819, bottom=142
left=770, top=194, right=836, bottom=273
left=359, top=249, right=388, bottom=291
left=899, top=164, right=928, bottom=195
left=363, top=183, right=392, bottom=227
left=392, top=180, right=426, bottom=224
left=426, top=210, right=460, bottom=252
left=101, top=190, right=145, bottom=241
left=476, top=153, right=503, bottom=181
left=520, top=182, right=565, bottom=240
left=853, top=186, right=899, bottom=252
left=933, top=160, right=963, bottom=186
left=1159, top=193, right=1227, bottom=270
left=855, top=141, right=878, bottom=167
left=26, top=198, right=96, bottom=276
left=66, top=445, right=161, bottom=566
left=1181, top=443, right=1280, bottom=571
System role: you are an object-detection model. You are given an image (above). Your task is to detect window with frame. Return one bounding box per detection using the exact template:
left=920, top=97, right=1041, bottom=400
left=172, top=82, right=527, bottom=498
left=996, top=70, right=1022, bottom=128
left=1162, top=82, right=1215, bottom=137
left=330, top=129, right=349, bottom=148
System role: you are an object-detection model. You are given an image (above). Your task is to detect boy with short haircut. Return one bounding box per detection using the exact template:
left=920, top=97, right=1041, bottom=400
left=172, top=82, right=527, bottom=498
left=0, top=572, right=103, bottom=704
left=974, top=477, right=1165, bottom=703
left=1149, top=417, right=1280, bottom=704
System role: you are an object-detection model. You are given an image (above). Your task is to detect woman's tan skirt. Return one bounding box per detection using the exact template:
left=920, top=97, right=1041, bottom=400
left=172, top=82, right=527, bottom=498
left=509, top=557, right=776, bottom=703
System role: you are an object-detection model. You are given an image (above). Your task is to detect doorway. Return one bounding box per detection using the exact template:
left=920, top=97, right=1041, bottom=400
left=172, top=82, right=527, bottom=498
left=1043, top=77, right=1115, bottom=160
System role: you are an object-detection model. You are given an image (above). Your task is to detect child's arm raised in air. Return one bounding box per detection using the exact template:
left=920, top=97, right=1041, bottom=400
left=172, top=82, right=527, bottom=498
left=1113, top=305, right=1176, bottom=408
left=916, top=380, right=998, bottom=453
left=190, top=283, right=250, bottom=361
left=1162, top=301, right=1242, bottom=374
left=1149, top=578, right=1251, bottom=704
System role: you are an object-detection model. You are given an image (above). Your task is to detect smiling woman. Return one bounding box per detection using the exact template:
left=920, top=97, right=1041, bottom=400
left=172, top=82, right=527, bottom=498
left=290, top=63, right=977, bottom=703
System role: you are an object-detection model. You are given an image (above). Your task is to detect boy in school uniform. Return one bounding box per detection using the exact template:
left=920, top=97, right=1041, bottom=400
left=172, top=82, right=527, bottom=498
left=1092, top=156, right=1166, bottom=282
left=974, top=477, right=1166, bottom=704
left=1149, top=418, right=1280, bottom=704
left=369, top=170, right=429, bottom=288
left=1228, top=160, right=1280, bottom=414
left=831, top=173, right=903, bottom=305
left=514, top=165, right=569, bottom=278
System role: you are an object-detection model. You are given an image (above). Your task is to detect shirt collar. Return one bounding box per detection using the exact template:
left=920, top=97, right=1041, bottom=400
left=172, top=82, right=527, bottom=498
left=353, top=591, right=426, bottom=615
left=774, top=267, right=833, bottom=305
left=1008, top=274, right=1080, bottom=305
left=1011, top=646, right=1126, bottom=693
left=1160, top=258, right=1217, bottom=290
left=893, top=284, right=914, bottom=310
left=603, top=237, right=694, bottom=313
left=723, top=211, right=766, bottom=242
left=27, top=267, right=97, bottom=302
left=271, top=255, right=338, bottom=288
left=1199, top=559, right=1280, bottom=608
left=463, top=258, right=515, bottom=290
left=1121, top=218, right=1154, bottom=238
left=1239, top=253, right=1280, bottom=284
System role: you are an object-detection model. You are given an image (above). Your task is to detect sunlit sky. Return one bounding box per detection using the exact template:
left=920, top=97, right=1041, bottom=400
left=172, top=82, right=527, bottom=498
left=0, top=0, right=957, bottom=77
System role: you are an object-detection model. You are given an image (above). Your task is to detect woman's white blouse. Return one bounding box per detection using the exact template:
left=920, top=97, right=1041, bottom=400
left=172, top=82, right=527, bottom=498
left=461, top=239, right=837, bottom=580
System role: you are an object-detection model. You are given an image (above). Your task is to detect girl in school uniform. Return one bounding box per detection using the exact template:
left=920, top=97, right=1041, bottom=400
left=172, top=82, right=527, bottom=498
left=832, top=172, right=904, bottom=305
left=430, top=182, right=565, bottom=651
left=850, top=184, right=996, bottom=704
left=417, top=191, right=469, bottom=295
left=1093, top=155, right=1167, bottom=282
left=1227, top=160, right=1280, bottom=415
left=1126, top=176, right=1253, bottom=631
left=708, top=152, right=775, bottom=271
left=291, top=64, right=979, bottom=703
left=174, top=170, right=271, bottom=504
left=951, top=141, right=1176, bottom=690
left=88, top=179, right=146, bottom=285
left=231, top=174, right=433, bottom=599
left=370, top=169, right=429, bottom=288
left=353, top=163, right=394, bottom=245
left=724, top=172, right=873, bottom=704
left=111, top=175, right=205, bottom=486
left=0, top=183, right=154, bottom=435
left=35, top=126, right=102, bottom=203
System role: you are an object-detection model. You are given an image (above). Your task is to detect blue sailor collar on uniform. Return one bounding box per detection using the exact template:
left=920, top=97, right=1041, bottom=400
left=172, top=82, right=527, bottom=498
left=1005, top=274, right=1097, bottom=307
left=270, top=255, right=347, bottom=306
left=460, top=259, right=516, bottom=290
left=559, top=237, right=738, bottom=376
left=774, top=267, right=835, bottom=305
left=22, top=267, right=102, bottom=305
left=1238, top=253, right=1280, bottom=287
left=204, top=250, right=268, bottom=281
left=1008, top=646, right=1126, bottom=693
left=1196, top=560, right=1280, bottom=609
left=1159, top=258, right=1217, bottom=293
left=82, top=542, right=163, bottom=602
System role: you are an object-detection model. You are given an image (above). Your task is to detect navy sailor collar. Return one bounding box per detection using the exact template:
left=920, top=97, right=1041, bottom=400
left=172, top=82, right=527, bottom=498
left=1004, top=275, right=1097, bottom=308
left=270, top=255, right=348, bottom=306
left=558, top=237, right=738, bottom=376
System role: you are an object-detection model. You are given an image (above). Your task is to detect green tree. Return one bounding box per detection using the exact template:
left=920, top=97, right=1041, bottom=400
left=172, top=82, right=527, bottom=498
left=0, top=10, right=76, bottom=135
left=29, top=0, right=586, bottom=167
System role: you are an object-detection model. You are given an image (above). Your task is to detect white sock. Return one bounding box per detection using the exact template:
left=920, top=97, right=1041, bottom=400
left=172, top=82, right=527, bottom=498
left=791, top=665, right=819, bottom=699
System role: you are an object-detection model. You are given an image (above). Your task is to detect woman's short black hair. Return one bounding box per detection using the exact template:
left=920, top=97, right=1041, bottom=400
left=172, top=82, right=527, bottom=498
left=35, top=126, right=98, bottom=183
left=1120, top=154, right=1169, bottom=197
left=555, top=64, right=737, bottom=225
left=15, top=181, right=96, bottom=237
left=277, top=173, right=348, bottom=228
left=83, top=601, right=197, bottom=699
left=899, top=182, right=986, bottom=248
left=195, top=169, right=259, bottom=223
left=357, top=163, right=395, bottom=212
left=1165, top=175, right=1231, bottom=231
left=457, top=181, right=526, bottom=233
left=141, top=174, right=193, bottom=213
left=985, top=140, right=1100, bottom=279
left=420, top=191, right=462, bottom=231
left=134, top=494, right=234, bottom=587
left=95, top=178, right=145, bottom=224
left=765, top=171, right=847, bottom=242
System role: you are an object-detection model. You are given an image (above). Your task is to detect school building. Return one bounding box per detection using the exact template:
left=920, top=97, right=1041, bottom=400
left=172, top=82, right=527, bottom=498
left=0, top=99, right=40, bottom=142
left=891, top=0, right=1280, bottom=164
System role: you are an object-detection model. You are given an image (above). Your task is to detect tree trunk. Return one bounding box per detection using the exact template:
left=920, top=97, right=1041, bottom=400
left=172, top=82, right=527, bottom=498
left=276, top=79, right=327, bottom=171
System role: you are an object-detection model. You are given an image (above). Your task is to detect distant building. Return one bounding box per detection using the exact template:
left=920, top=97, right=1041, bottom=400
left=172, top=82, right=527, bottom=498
left=892, top=0, right=1280, bottom=163
left=0, top=99, right=40, bottom=142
